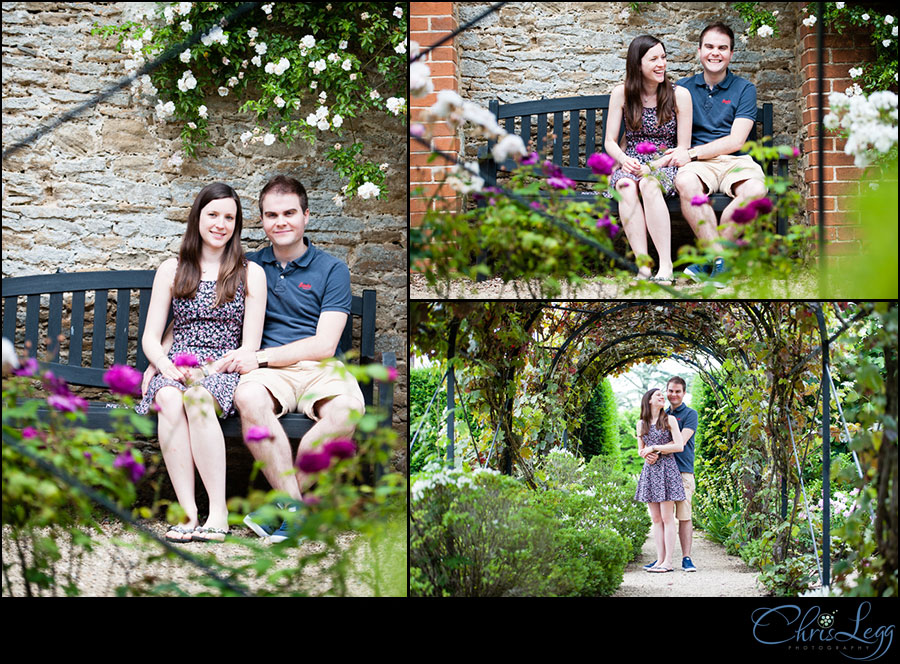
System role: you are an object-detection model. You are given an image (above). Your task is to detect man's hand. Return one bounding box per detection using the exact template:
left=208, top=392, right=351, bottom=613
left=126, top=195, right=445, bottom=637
left=212, top=347, right=259, bottom=374
left=663, top=146, right=691, bottom=168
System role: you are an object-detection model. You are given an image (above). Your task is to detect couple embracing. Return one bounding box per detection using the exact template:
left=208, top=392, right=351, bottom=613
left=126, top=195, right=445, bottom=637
left=633, top=376, right=698, bottom=574
left=135, top=175, right=364, bottom=544
left=604, top=22, right=768, bottom=284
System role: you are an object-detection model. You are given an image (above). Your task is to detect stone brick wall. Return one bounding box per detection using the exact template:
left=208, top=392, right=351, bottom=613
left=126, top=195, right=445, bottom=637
left=412, top=1, right=886, bottom=254
left=1, top=2, right=407, bottom=450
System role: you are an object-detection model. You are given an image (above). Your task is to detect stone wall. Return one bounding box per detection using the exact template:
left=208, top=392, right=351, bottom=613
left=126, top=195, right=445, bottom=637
left=1, top=2, right=408, bottom=452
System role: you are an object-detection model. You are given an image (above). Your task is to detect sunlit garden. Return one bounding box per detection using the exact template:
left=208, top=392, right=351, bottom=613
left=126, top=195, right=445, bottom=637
left=410, top=301, right=897, bottom=597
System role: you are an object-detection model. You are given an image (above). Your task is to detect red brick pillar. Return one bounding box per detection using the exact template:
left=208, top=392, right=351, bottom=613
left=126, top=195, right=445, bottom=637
left=798, top=16, right=876, bottom=255
left=410, top=2, right=460, bottom=229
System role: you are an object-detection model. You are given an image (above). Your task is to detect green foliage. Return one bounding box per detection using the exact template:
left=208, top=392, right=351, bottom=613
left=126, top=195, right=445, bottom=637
left=577, top=378, right=621, bottom=465
left=91, top=2, right=406, bottom=198
left=818, top=3, right=899, bottom=94
left=409, top=365, right=445, bottom=473
left=616, top=406, right=644, bottom=476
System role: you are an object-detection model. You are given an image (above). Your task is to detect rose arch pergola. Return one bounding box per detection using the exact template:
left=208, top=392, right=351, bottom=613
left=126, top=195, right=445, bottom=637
left=411, top=301, right=897, bottom=591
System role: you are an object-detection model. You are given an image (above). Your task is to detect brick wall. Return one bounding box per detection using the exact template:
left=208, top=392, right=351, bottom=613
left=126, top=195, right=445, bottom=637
left=410, top=2, right=460, bottom=228
left=798, top=18, right=876, bottom=254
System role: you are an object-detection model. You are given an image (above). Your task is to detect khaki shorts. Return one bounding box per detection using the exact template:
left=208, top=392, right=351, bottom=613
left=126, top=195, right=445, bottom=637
left=675, top=472, right=695, bottom=521
left=678, top=154, right=766, bottom=197
left=239, top=360, right=365, bottom=420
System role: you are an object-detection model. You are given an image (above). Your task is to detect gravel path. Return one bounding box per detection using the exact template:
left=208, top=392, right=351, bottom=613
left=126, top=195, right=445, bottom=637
left=1, top=519, right=392, bottom=597
left=614, top=528, right=767, bottom=597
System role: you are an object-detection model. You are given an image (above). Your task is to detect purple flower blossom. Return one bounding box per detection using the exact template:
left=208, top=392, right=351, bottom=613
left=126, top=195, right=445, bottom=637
left=22, top=426, right=38, bottom=439
left=104, top=364, right=142, bottom=397
left=47, top=393, right=88, bottom=413
left=731, top=206, right=757, bottom=224
left=748, top=197, right=774, bottom=214
left=386, top=366, right=398, bottom=382
left=587, top=152, right=616, bottom=176
left=634, top=141, right=657, bottom=155
left=520, top=152, right=540, bottom=165
left=43, top=370, right=71, bottom=397
left=792, top=146, right=801, bottom=157
left=13, top=357, right=39, bottom=377
left=530, top=201, right=545, bottom=211
left=410, top=123, right=426, bottom=138
left=114, top=449, right=145, bottom=483
left=548, top=175, right=576, bottom=190
left=173, top=353, right=199, bottom=368
left=596, top=214, right=620, bottom=238
left=296, top=451, right=332, bottom=474
left=245, top=425, right=271, bottom=443
left=303, top=495, right=322, bottom=506
left=690, top=193, right=710, bottom=206
left=323, top=439, right=357, bottom=460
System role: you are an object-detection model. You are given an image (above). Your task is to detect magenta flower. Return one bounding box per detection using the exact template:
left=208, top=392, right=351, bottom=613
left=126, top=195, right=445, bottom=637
left=530, top=201, right=544, bottom=211
left=386, top=367, right=398, bottom=382
left=690, top=193, right=710, bottom=206
left=792, top=146, right=801, bottom=157
left=114, top=449, right=145, bottom=483
left=323, top=439, right=357, bottom=460
left=104, top=364, right=142, bottom=397
left=587, top=152, right=615, bottom=176
left=173, top=353, right=199, bottom=368
left=520, top=152, right=540, bottom=165
left=296, top=451, right=332, bottom=473
left=246, top=425, right=271, bottom=443
left=634, top=141, right=657, bottom=155
left=303, top=495, right=322, bottom=506
left=731, top=206, right=757, bottom=224
left=749, top=197, right=773, bottom=214
left=13, top=357, right=39, bottom=377
left=47, top=393, right=88, bottom=413
left=43, top=370, right=70, bottom=397
left=410, top=123, right=426, bottom=138
left=595, top=214, right=620, bottom=238
left=548, top=175, right=576, bottom=190
left=22, top=426, right=38, bottom=439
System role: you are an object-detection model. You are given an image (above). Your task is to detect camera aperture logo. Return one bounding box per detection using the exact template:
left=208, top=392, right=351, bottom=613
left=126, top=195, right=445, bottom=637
left=751, top=602, right=894, bottom=660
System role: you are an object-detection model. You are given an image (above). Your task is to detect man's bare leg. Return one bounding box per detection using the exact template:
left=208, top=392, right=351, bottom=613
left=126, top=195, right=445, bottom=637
left=674, top=171, right=723, bottom=254
left=719, top=178, right=768, bottom=243
left=294, top=394, right=364, bottom=493
left=233, top=381, right=302, bottom=501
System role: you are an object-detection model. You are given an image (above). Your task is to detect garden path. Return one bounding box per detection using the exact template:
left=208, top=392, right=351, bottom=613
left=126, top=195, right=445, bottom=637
left=613, top=528, right=768, bottom=597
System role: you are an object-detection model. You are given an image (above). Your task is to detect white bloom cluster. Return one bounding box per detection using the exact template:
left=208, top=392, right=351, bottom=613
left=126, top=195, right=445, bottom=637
left=309, top=59, right=327, bottom=75
left=802, top=15, right=817, bottom=28
left=357, top=182, right=381, bottom=199
left=263, top=133, right=276, bottom=146
left=445, top=161, right=485, bottom=194
left=201, top=25, right=228, bottom=47
left=411, top=465, right=497, bottom=502
left=757, top=24, right=774, bottom=38
left=180, top=48, right=191, bottom=64
left=155, top=99, right=175, bottom=121
left=300, top=34, right=316, bottom=50
left=177, top=69, right=197, bottom=92
left=394, top=6, right=404, bottom=19
left=341, top=58, right=353, bottom=71
left=410, top=60, right=433, bottom=97
left=265, top=57, right=290, bottom=75
left=198, top=104, right=207, bottom=118
left=824, top=90, right=899, bottom=167
left=386, top=96, right=406, bottom=116
left=394, top=40, right=406, bottom=55
left=180, top=20, right=191, bottom=33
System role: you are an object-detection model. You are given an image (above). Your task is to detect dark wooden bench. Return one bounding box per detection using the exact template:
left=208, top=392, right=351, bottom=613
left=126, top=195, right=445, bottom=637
left=2, top=270, right=395, bottom=440
left=479, top=96, right=788, bottom=238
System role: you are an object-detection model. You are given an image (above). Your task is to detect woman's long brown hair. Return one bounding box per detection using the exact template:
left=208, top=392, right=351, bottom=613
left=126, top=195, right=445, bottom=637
left=173, top=182, right=246, bottom=308
left=624, top=34, right=675, bottom=133
left=639, top=388, right=670, bottom=437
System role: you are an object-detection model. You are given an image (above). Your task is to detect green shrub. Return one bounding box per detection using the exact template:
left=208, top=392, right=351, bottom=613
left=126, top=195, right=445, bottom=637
left=581, top=456, right=651, bottom=560
left=577, top=378, right=621, bottom=465
left=547, top=524, right=629, bottom=597
left=409, top=366, right=445, bottom=473
left=538, top=447, right=584, bottom=489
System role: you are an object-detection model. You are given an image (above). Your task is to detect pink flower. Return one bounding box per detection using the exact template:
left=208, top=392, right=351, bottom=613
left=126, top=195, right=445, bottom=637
left=731, top=206, right=757, bottom=224
left=634, top=141, right=657, bottom=155
left=173, top=353, right=199, bottom=368
left=410, top=123, right=426, bottom=138
left=595, top=214, right=620, bottom=238
left=520, top=152, right=540, bottom=165
left=530, top=201, right=544, bottom=210
left=13, top=357, right=39, bottom=377
left=104, top=364, right=142, bottom=397
left=114, top=449, right=145, bottom=483
left=548, top=175, right=576, bottom=190
left=792, top=146, right=801, bottom=157
left=22, top=426, right=38, bottom=439
left=748, top=197, right=773, bottom=214
left=690, top=193, right=710, bottom=206
left=296, top=451, right=332, bottom=473
left=323, top=439, right=357, bottom=460
left=47, top=393, right=88, bottom=413
left=587, top=152, right=615, bottom=176
left=246, top=425, right=271, bottom=443
left=386, top=366, right=398, bottom=382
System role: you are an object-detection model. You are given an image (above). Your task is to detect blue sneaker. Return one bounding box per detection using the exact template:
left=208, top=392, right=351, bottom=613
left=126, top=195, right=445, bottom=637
left=683, top=262, right=711, bottom=282
left=243, top=500, right=298, bottom=538
left=269, top=513, right=307, bottom=544
left=642, top=559, right=658, bottom=571
left=708, top=258, right=728, bottom=288
left=682, top=556, right=698, bottom=572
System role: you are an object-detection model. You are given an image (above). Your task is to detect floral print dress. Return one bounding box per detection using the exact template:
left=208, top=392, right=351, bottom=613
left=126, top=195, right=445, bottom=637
left=136, top=278, right=245, bottom=419
left=634, top=421, right=686, bottom=503
left=606, top=105, right=679, bottom=197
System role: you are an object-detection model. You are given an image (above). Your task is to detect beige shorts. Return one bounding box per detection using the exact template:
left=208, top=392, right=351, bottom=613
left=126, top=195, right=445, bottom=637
left=239, top=360, right=365, bottom=420
left=675, top=472, right=695, bottom=521
left=678, top=154, right=766, bottom=197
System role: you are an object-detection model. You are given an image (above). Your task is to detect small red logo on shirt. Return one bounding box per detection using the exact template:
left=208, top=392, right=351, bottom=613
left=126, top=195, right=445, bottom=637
left=722, top=99, right=732, bottom=104
left=298, top=282, right=312, bottom=290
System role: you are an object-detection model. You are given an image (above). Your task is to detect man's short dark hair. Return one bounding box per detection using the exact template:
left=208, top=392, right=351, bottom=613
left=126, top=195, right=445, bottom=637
left=667, top=376, right=687, bottom=391
left=699, top=22, right=734, bottom=51
left=259, top=175, right=309, bottom=215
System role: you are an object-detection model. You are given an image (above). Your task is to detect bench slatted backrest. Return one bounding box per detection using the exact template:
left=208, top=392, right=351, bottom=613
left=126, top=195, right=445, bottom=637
left=2, top=270, right=375, bottom=390
left=486, top=97, right=773, bottom=180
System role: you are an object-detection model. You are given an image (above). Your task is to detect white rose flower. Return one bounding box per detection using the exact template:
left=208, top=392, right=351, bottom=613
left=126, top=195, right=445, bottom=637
left=492, top=134, right=528, bottom=163
left=198, top=105, right=207, bottom=118
left=263, top=133, right=276, bottom=145
left=861, top=13, right=869, bottom=21
left=180, top=21, right=191, bottom=32
left=316, top=119, right=330, bottom=131
left=306, top=113, right=318, bottom=125
left=164, top=6, right=174, bottom=24
left=248, top=27, right=258, bottom=39
left=386, top=97, right=406, bottom=116
left=251, top=55, right=262, bottom=67
left=886, top=15, right=894, bottom=24
left=222, top=57, right=230, bottom=65
left=394, top=6, right=403, bottom=19
left=316, top=105, right=329, bottom=120
left=262, top=3, right=273, bottom=14
left=849, top=67, right=863, bottom=79
left=802, top=15, right=817, bottom=27
left=883, top=40, right=892, bottom=48
left=369, top=89, right=380, bottom=100
left=394, top=41, right=406, bottom=54
left=835, top=2, right=844, bottom=8
left=332, top=114, right=343, bottom=127
left=328, top=53, right=340, bottom=63
left=357, top=182, right=380, bottom=199
left=218, top=86, right=229, bottom=96
left=274, top=96, right=285, bottom=108
left=757, top=24, right=774, bottom=38
left=240, top=130, right=253, bottom=145
left=410, top=61, right=433, bottom=97
left=228, top=76, right=238, bottom=87
left=339, top=40, right=348, bottom=50
left=341, top=59, right=352, bottom=71
left=180, top=49, right=191, bottom=63
left=177, top=2, right=191, bottom=16
left=187, top=122, right=196, bottom=129
left=255, top=42, right=267, bottom=55
left=379, top=162, right=390, bottom=172
left=301, top=35, right=316, bottom=49
left=332, top=193, right=345, bottom=209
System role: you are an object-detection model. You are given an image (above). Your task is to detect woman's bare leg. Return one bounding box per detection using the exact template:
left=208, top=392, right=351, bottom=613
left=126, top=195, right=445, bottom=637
left=155, top=386, right=199, bottom=539
left=183, top=385, right=228, bottom=534
left=639, top=177, right=673, bottom=279
left=616, top=179, right=651, bottom=278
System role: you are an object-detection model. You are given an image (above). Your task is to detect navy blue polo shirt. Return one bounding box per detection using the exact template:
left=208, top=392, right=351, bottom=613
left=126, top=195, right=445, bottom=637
left=666, top=402, right=698, bottom=474
left=247, top=239, right=351, bottom=350
left=676, top=68, right=757, bottom=153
